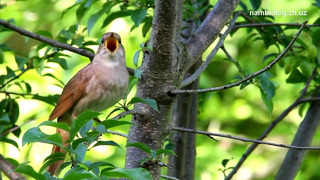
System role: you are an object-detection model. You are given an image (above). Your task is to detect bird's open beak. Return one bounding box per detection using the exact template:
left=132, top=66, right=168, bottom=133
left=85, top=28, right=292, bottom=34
left=105, top=33, right=119, bottom=53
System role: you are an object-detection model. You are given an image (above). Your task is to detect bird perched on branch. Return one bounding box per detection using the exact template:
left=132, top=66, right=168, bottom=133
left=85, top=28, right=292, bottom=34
left=47, top=32, right=129, bottom=176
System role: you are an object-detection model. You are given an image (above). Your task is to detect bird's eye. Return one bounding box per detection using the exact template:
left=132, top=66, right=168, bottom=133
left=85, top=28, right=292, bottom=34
left=101, top=38, right=105, bottom=44
left=118, top=38, right=121, bottom=44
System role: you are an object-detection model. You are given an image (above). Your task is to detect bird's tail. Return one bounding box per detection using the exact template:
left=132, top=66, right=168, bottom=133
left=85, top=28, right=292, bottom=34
left=48, top=128, right=70, bottom=176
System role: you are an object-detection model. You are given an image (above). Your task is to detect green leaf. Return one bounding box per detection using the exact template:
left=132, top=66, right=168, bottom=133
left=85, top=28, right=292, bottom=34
left=35, top=30, right=53, bottom=38
left=101, top=120, right=131, bottom=129
left=0, top=49, right=4, bottom=64
left=7, top=99, right=19, bottom=124
left=127, top=77, right=138, bottom=95
left=133, top=50, right=141, bottom=67
left=134, top=69, right=142, bottom=78
left=128, top=97, right=158, bottom=111
left=48, top=57, right=68, bottom=70
left=131, top=9, right=147, bottom=27
left=32, top=94, right=60, bottom=106
left=286, top=68, right=307, bottom=83
left=79, top=120, right=93, bottom=138
left=39, top=152, right=65, bottom=173
left=14, top=55, right=29, bottom=70
left=142, top=17, right=152, bottom=37
left=259, top=87, right=273, bottom=116
left=126, top=142, right=151, bottom=155
left=74, top=143, right=87, bottom=162
left=250, top=0, right=261, bottom=10
left=63, top=171, right=95, bottom=180
left=256, top=73, right=275, bottom=100
left=93, top=140, right=121, bottom=148
left=87, top=10, right=104, bottom=35
left=156, top=149, right=177, bottom=157
left=38, top=121, right=70, bottom=131
left=102, top=167, right=153, bottom=180
left=69, top=110, right=100, bottom=141
left=15, top=164, right=46, bottom=180
left=88, top=161, right=115, bottom=170
left=22, top=127, right=65, bottom=150
left=0, top=136, right=19, bottom=149
left=76, top=3, right=88, bottom=22
left=101, top=11, right=132, bottom=29
left=95, top=124, right=106, bottom=134
left=311, top=29, right=320, bottom=47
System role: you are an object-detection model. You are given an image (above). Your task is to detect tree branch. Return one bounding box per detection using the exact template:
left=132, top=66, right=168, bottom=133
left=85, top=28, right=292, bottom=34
left=171, top=20, right=308, bottom=94
left=225, top=67, right=318, bottom=179
left=184, top=0, right=240, bottom=71
left=180, top=11, right=240, bottom=88
left=0, top=18, right=135, bottom=75
left=171, top=127, right=320, bottom=150
left=0, top=18, right=95, bottom=59
left=233, top=22, right=320, bottom=29
left=0, top=67, right=31, bottom=90
left=0, top=154, right=26, bottom=180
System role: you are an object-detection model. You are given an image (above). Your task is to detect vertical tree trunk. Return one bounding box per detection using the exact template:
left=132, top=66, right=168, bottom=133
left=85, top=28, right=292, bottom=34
left=125, top=0, right=184, bottom=179
left=275, top=88, right=320, bottom=180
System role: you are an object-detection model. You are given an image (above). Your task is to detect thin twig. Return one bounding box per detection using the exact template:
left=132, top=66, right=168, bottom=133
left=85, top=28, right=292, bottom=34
left=225, top=67, right=318, bottom=180
left=161, top=175, right=180, bottom=180
left=171, top=21, right=308, bottom=94
left=0, top=18, right=95, bottom=60
left=180, top=11, right=241, bottom=88
left=171, top=126, right=320, bottom=150
left=221, top=46, right=245, bottom=76
left=233, top=22, right=320, bottom=29
left=0, top=67, right=31, bottom=90
left=2, top=119, right=35, bottom=136
left=0, top=18, right=135, bottom=75
left=106, top=130, right=128, bottom=138
left=0, top=154, right=26, bottom=180
left=111, top=110, right=141, bottom=120
left=0, top=90, right=38, bottom=96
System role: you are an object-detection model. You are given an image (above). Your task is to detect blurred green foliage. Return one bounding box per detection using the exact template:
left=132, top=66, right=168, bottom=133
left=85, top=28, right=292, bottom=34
left=0, top=0, right=320, bottom=179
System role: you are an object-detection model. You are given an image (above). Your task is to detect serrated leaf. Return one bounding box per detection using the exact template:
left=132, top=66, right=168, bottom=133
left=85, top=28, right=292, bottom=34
left=101, top=120, right=131, bottom=129
left=102, top=167, right=153, bottom=180
left=15, top=164, right=46, bottom=180
left=131, top=9, right=147, bottom=27
left=69, top=110, right=100, bottom=141
left=126, top=142, right=151, bottom=155
left=133, top=50, right=141, bottom=67
left=128, top=97, right=158, bottom=111
left=38, top=121, right=70, bottom=131
left=93, top=140, right=121, bottom=148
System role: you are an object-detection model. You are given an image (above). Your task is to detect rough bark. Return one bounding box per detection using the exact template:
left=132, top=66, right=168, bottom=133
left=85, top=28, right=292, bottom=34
left=125, top=0, right=184, bottom=179
left=124, top=0, right=240, bottom=179
left=275, top=88, right=320, bottom=180
left=0, top=154, right=25, bottom=180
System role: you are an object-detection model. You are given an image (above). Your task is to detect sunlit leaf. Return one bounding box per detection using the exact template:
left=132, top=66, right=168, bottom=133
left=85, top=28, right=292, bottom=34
left=101, top=120, right=131, bottom=129
left=93, top=140, right=121, bottom=148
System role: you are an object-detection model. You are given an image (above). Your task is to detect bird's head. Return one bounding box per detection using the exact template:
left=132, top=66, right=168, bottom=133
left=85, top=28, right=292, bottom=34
left=95, top=32, right=125, bottom=63
left=100, top=32, right=122, bottom=53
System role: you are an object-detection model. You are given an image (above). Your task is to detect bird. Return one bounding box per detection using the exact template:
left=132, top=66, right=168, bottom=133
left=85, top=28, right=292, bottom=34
left=47, top=32, right=129, bottom=176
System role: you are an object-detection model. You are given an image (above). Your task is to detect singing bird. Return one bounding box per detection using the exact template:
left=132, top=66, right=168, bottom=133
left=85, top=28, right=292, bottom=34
left=47, top=32, right=129, bottom=175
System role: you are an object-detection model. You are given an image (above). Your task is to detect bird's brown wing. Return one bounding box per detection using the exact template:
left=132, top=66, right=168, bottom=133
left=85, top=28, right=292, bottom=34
left=49, top=64, right=91, bottom=121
